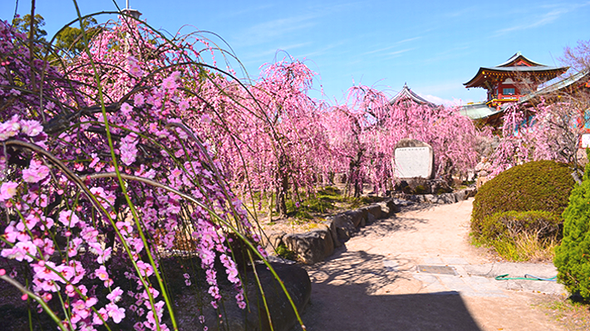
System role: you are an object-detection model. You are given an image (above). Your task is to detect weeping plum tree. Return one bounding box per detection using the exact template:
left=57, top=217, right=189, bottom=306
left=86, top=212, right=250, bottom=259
left=0, top=13, right=305, bottom=331
left=322, top=104, right=366, bottom=197
left=487, top=92, right=590, bottom=178
left=251, top=60, right=328, bottom=215
left=321, top=86, right=392, bottom=197
left=484, top=39, right=590, bottom=177
left=182, top=57, right=328, bottom=217
left=322, top=85, right=483, bottom=196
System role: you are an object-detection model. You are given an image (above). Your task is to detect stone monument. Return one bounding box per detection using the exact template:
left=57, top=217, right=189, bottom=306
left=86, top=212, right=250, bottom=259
left=394, top=139, right=434, bottom=179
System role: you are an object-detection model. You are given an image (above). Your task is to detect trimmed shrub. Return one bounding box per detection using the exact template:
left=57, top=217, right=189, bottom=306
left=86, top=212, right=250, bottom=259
left=472, top=160, right=575, bottom=228
left=473, top=210, right=562, bottom=261
left=555, top=160, right=590, bottom=300
left=477, top=210, right=562, bottom=242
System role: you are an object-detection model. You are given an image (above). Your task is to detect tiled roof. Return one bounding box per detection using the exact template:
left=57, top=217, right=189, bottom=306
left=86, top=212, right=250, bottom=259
left=459, top=102, right=503, bottom=120
left=390, top=83, right=436, bottom=107
left=495, top=52, right=545, bottom=67
left=464, top=53, right=568, bottom=88
left=519, top=70, right=590, bottom=103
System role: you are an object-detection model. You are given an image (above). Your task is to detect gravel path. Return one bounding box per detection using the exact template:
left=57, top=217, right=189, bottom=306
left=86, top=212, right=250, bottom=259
left=292, top=198, right=567, bottom=331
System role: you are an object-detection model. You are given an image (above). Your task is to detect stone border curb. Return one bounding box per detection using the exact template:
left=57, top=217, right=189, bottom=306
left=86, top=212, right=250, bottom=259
left=270, top=188, right=476, bottom=265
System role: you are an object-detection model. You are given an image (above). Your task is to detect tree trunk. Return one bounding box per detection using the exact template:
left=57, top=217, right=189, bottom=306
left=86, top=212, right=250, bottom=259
left=275, top=182, right=288, bottom=217
left=349, top=152, right=363, bottom=198
left=275, top=155, right=289, bottom=217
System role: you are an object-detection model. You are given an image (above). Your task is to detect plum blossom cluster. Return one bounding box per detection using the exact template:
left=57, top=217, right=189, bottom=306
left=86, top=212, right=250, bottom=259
left=182, top=58, right=330, bottom=216
left=487, top=100, right=584, bottom=177
left=1, top=9, right=488, bottom=330
left=322, top=85, right=485, bottom=196
left=0, top=17, right=262, bottom=330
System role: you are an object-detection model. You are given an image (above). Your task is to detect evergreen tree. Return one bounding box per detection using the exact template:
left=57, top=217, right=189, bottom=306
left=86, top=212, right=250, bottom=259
left=554, top=151, right=590, bottom=300
left=11, top=14, right=47, bottom=41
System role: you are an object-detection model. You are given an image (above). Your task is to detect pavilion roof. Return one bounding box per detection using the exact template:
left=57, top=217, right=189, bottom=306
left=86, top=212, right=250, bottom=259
left=459, top=102, right=503, bottom=120
left=390, top=83, right=436, bottom=107
left=464, top=52, right=568, bottom=89
left=519, top=70, right=590, bottom=103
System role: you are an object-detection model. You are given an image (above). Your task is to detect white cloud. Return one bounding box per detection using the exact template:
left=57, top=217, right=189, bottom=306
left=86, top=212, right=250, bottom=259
left=363, top=37, right=422, bottom=55
left=385, top=48, right=415, bottom=58
left=422, top=94, right=463, bottom=107
left=233, top=14, right=318, bottom=46
left=495, top=2, right=590, bottom=35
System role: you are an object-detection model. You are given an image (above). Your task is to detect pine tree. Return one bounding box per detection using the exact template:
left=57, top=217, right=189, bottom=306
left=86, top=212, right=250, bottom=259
left=554, top=151, right=590, bottom=300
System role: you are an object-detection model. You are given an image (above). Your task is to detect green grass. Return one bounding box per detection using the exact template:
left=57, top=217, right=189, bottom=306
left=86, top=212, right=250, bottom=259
left=471, top=232, right=557, bottom=262
left=470, top=210, right=562, bottom=262
left=537, top=297, right=590, bottom=330
left=244, top=186, right=386, bottom=222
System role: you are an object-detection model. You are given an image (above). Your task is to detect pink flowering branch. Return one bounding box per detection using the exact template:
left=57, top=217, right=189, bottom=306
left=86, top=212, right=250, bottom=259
left=0, top=273, right=68, bottom=331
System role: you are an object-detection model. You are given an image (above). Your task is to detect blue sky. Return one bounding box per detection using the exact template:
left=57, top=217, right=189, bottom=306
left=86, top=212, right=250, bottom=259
left=2, top=0, right=589, bottom=105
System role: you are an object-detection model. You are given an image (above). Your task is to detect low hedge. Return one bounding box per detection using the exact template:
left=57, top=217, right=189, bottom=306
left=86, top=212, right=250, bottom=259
left=474, top=210, right=562, bottom=242
left=471, top=160, right=575, bottom=261
left=472, top=160, right=575, bottom=226
left=473, top=210, right=562, bottom=261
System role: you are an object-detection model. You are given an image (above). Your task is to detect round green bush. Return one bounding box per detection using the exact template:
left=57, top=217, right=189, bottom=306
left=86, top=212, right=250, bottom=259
left=555, top=160, right=590, bottom=300
left=478, top=210, right=562, bottom=243
left=471, top=160, right=575, bottom=236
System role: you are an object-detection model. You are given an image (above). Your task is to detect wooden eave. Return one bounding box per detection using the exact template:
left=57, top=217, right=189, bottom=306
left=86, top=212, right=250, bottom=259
left=464, top=67, right=568, bottom=89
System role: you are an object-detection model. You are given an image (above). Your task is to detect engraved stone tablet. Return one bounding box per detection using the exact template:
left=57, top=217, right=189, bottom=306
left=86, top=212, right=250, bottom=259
left=394, top=139, right=434, bottom=179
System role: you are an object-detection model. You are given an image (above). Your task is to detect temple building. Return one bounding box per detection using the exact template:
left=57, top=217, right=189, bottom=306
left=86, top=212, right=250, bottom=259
left=390, top=83, right=437, bottom=108
left=460, top=52, right=569, bottom=124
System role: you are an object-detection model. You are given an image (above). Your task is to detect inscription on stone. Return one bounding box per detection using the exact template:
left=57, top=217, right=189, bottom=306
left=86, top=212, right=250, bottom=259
left=394, top=145, right=434, bottom=179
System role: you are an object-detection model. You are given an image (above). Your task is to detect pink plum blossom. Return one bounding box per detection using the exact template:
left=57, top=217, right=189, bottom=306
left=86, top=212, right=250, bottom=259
left=107, top=287, right=124, bottom=303
left=0, top=181, right=18, bottom=201
left=106, top=303, right=126, bottom=324
left=22, top=162, right=50, bottom=183
left=58, top=210, right=80, bottom=227
left=20, top=120, right=43, bottom=137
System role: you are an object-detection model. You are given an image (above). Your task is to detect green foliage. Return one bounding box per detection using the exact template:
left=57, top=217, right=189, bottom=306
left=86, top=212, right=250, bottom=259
left=10, top=14, right=101, bottom=62
left=275, top=243, right=297, bottom=261
left=316, top=186, right=345, bottom=202
left=276, top=186, right=384, bottom=220
left=414, top=185, right=426, bottom=194
left=285, top=187, right=340, bottom=219
left=12, top=14, right=47, bottom=41
left=55, top=17, right=102, bottom=57
left=555, top=155, right=590, bottom=300
left=474, top=210, right=562, bottom=241
left=471, top=160, right=574, bottom=261
left=286, top=197, right=329, bottom=219
left=472, top=160, right=575, bottom=224
left=348, top=195, right=381, bottom=209
left=483, top=232, right=558, bottom=262
left=472, top=210, right=561, bottom=261
left=11, top=14, right=48, bottom=59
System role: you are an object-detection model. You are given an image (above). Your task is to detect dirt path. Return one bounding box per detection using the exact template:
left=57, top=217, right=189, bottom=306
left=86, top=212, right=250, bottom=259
left=293, top=198, right=566, bottom=331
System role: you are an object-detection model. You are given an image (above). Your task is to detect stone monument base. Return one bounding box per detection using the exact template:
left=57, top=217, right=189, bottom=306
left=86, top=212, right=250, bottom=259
left=395, top=177, right=453, bottom=195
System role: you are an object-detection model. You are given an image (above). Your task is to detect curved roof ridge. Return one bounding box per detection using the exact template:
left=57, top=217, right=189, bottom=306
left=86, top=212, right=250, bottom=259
left=495, top=52, right=547, bottom=68
left=390, top=84, right=436, bottom=107
left=464, top=53, right=568, bottom=88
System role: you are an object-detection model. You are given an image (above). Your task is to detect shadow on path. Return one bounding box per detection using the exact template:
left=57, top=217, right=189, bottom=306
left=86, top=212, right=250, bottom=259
left=296, top=287, right=482, bottom=331
left=296, top=248, right=483, bottom=330
left=359, top=216, right=429, bottom=237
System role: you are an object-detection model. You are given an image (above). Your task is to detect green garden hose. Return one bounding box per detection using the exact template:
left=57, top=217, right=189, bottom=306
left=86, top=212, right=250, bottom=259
left=495, top=274, right=557, bottom=281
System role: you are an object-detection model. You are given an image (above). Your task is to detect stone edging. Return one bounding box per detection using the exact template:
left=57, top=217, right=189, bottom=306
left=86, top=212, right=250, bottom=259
left=267, top=188, right=477, bottom=265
